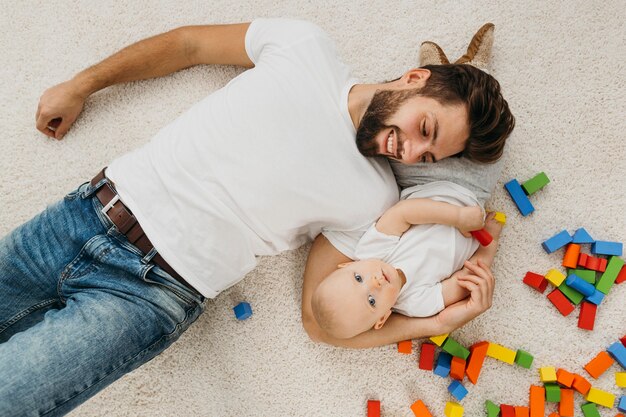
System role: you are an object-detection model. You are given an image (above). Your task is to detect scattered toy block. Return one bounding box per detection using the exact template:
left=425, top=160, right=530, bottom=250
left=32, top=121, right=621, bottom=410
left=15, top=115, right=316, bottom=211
left=578, top=252, right=589, bottom=267
left=471, top=228, right=493, bottom=246
left=545, top=269, right=566, bottom=286
left=572, top=228, right=594, bottom=244
left=233, top=301, right=253, bottom=320
left=434, top=352, right=453, bottom=378
left=486, top=400, right=500, bottom=417
left=608, top=341, right=626, bottom=369
left=556, top=369, right=575, bottom=387
left=444, top=401, right=464, bottom=417
left=450, top=356, right=466, bottom=381
left=617, top=372, right=626, bottom=387
left=487, top=342, right=516, bottom=364
left=584, top=351, right=615, bottom=378
left=616, top=265, right=626, bottom=284
left=585, top=256, right=602, bottom=271
left=410, top=400, right=433, bottom=417
left=442, top=337, right=470, bottom=360
left=514, top=406, right=529, bottom=417
left=448, top=380, right=468, bottom=401
left=430, top=333, right=449, bottom=346
left=580, top=402, right=600, bottom=417
left=547, top=289, right=576, bottom=316
left=585, top=387, right=615, bottom=408
left=559, top=388, right=574, bottom=417
left=542, top=230, right=572, bottom=253
left=547, top=413, right=559, bottom=417
left=545, top=383, right=561, bottom=402
left=572, top=374, right=592, bottom=395
left=568, top=268, right=596, bottom=283
left=558, top=282, right=584, bottom=305
left=563, top=244, right=581, bottom=269
left=529, top=385, right=545, bottom=417
left=619, top=396, right=626, bottom=412
left=494, top=212, right=507, bottom=224
left=419, top=342, right=436, bottom=370
left=596, top=256, right=625, bottom=294
left=622, top=335, right=626, bottom=347
left=367, top=400, right=380, bottom=417
left=540, top=367, right=557, bottom=382
left=504, top=179, right=535, bottom=216
left=565, top=274, right=595, bottom=296
left=584, top=289, right=605, bottom=305
left=591, top=241, right=623, bottom=256
left=523, top=272, right=549, bottom=293
left=597, top=257, right=607, bottom=272
left=578, top=302, right=597, bottom=331
left=500, top=404, right=515, bottom=417
left=515, top=349, right=534, bottom=369
left=398, top=339, right=412, bottom=354
left=522, top=172, right=550, bottom=195
left=466, top=341, right=489, bottom=385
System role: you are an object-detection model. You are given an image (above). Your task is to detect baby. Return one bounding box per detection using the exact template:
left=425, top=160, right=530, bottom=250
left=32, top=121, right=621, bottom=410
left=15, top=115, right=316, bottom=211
left=311, top=181, right=502, bottom=339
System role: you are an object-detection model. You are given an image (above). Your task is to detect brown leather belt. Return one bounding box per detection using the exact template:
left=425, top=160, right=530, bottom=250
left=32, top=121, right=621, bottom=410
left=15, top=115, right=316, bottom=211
left=90, top=168, right=196, bottom=293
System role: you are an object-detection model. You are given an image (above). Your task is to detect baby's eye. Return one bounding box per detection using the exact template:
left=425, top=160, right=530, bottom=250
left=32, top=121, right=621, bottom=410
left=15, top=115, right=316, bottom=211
left=368, top=295, right=376, bottom=307
left=354, top=273, right=363, bottom=283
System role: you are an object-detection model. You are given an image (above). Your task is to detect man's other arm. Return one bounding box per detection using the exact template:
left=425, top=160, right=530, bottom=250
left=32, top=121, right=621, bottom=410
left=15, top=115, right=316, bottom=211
left=36, top=23, right=252, bottom=139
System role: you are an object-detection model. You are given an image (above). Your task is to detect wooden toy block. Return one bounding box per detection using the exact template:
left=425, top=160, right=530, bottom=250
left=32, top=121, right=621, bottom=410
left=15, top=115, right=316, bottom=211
left=558, top=282, right=584, bottom=305
left=523, top=272, right=549, bottom=293
left=556, top=369, right=575, bottom=387
left=448, top=380, right=468, bottom=401
left=410, top=400, right=433, bottom=417
left=617, top=372, right=626, bottom=387
left=430, top=333, right=449, bottom=346
left=500, top=404, right=515, bottom=417
left=572, top=374, right=592, bottom=395
left=398, top=339, right=412, bottom=354
left=616, top=413, right=625, bottom=417
left=367, top=400, right=380, bottom=417
left=565, top=274, right=595, bottom=296
left=580, top=402, right=600, bottom=417
left=521, top=172, right=550, bottom=195
left=515, top=349, right=534, bottom=369
left=504, top=179, right=535, bottom=216
left=584, top=351, right=615, bottom=378
left=514, top=406, right=529, bottom=417
left=494, top=212, right=507, bottom=224
left=547, top=289, right=576, bottom=315
left=619, top=396, right=626, bottom=412
left=598, top=257, right=607, bottom=272
left=616, top=264, right=626, bottom=284
left=608, top=341, right=626, bottom=368
left=545, top=269, right=566, bottom=286
left=450, top=357, right=466, bottom=381
left=233, top=301, right=253, bottom=320
left=572, top=228, right=594, bottom=244
left=547, top=413, right=559, bottom=417
left=578, top=302, right=597, bottom=331
left=578, top=252, right=589, bottom=267
left=622, top=335, right=626, bottom=347
left=542, top=230, right=572, bottom=253
left=584, top=289, right=605, bottom=305
left=434, top=352, right=452, bottom=378
left=591, top=241, right=623, bottom=256
left=585, top=256, right=601, bottom=271
left=487, top=342, right=516, bottom=364
left=562, top=244, right=581, bottom=269
left=466, top=341, right=489, bottom=384
left=485, top=400, right=500, bottom=417
left=569, top=268, right=596, bottom=283
left=585, top=387, right=615, bottom=408
left=419, top=342, right=436, bottom=370
left=545, top=383, right=561, bottom=402
left=470, top=228, right=493, bottom=246
left=529, top=385, right=545, bottom=417
left=540, top=366, right=557, bottom=382
left=596, top=256, right=625, bottom=294
left=442, top=337, right=470, bottom=360
left=559, top=388, right=574, bottom=417
left=444, top=401, right=464, bottom=417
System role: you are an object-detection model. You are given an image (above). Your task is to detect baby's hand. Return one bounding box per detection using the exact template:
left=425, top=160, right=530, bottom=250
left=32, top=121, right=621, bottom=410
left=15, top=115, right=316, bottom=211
left=456, top=206, right=485, bottom=237
left=483, top=211, right=504, bottom=241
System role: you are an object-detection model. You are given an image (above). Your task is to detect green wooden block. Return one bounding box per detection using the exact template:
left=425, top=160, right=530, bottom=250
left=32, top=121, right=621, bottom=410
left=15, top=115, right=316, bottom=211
left=485, top=400, right=500, bottom=417
left=596, top=256, right=625, bottom=294
left=558, top=282, right=584, bottom=305
left=514, top=349, right=534, bottom=369
left=545, top=383, right=561, bottom=402
left=441, top=337, right=470, bottom=360
left=581, top=402, right=601, bottom=417
left=521, top=172, right=550, bottom=195
left=568, top=268, right=596, bottom=284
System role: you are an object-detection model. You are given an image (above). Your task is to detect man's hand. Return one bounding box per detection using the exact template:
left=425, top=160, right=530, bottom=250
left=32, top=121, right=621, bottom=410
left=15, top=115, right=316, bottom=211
left=36, top=80, right=87, bottom=140
left=435, top=259, right=495, bottom=332
left=456, top=205, right=485, bottom=237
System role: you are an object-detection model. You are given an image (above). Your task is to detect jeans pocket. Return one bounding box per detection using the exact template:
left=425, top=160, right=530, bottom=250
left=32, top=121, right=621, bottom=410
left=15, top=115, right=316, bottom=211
left=63, top=181, right=91, bottom=201
left=142, top=265, right=201, bottom=307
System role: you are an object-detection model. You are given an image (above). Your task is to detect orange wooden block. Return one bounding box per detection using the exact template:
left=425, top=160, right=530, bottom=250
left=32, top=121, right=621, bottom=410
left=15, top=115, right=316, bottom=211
left=572, top=374, right=591, bottom=395
left=514, top=406, right=529, bottom=417
left=563, top=244, right=581, bottom=269
left=584, top=351, right=615, bottom=378
left=466, top=341, right=489, bottom=384
left=556, top=368, right=575, bottom=387
left=410, top=400, right=433, bottom=417
left=547, top=413, right=559, bottom=417
left=529, top=385, right=545, bottom=417
left=368, top=400, right=380, bottom=417
left=559, top=389, right=574, bottom=417
left=450, top=356, right=466, bottom=381
left=398, top=340, right=412, bottom=354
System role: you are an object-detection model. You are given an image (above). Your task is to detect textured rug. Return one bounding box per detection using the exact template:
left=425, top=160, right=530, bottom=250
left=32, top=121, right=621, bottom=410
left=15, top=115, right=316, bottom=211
left=1, top=1, right=624, bottom=416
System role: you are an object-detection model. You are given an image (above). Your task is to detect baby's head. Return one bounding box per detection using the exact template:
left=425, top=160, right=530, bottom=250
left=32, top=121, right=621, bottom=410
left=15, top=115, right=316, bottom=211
left=311, top=259, right=407, bottom=339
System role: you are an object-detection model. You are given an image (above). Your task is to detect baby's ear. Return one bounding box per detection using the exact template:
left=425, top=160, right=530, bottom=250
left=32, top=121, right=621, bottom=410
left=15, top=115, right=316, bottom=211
left=373, top=310, right=393, bottom=330
left=337, top=262, right=354, bottom=268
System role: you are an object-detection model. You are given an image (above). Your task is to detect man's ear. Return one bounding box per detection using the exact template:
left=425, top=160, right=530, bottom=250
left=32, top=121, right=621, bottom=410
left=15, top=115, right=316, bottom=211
left=337, top=262, right=354, bottom=268
left=373, top=309, right=393, bottom=330
left=401, top=68, right=431, bottom=88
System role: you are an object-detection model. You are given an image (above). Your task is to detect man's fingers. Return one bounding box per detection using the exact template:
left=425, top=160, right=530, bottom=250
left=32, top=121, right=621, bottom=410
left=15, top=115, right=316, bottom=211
left=55, top=119, right=71, bottom=140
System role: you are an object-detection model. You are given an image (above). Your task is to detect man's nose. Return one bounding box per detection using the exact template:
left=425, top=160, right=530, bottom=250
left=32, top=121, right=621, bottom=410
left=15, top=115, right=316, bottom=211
left=401, top=138, right=428, bottom=164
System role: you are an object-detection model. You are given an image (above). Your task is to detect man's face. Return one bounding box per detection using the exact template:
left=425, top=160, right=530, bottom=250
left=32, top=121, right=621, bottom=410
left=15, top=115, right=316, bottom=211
left=356, top=89, right=470, bottom=164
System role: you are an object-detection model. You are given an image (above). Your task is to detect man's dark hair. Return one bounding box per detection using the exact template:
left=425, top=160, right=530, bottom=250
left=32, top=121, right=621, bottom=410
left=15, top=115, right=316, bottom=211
left=416, top=64, right=515, bottom=163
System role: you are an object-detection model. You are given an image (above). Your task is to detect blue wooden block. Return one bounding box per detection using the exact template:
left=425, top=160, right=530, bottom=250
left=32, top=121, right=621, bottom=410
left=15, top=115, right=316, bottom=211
left=618, top=396, right=626, bottom=412
left=608, top=342, right=626, bottom=369
left=565, top=274, right=595, bottom=296
left=572, top=228, right=594, bottom=244
left=542, top=230, right=573, bottom=253
left=591, top=241, right=623, bottom=256
left=448, top=380, right=468, bottom=401
left=584, top=289, right=605, bottom=305
left=504, top=179, right=535, bottom=216
left=434, top=352, right=452, bottom=378
left=233, top=302, right=253, bottom=320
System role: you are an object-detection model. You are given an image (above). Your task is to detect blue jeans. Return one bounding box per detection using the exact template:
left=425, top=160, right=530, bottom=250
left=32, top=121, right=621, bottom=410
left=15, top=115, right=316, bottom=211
left=0, top=178, right=206, bottom=416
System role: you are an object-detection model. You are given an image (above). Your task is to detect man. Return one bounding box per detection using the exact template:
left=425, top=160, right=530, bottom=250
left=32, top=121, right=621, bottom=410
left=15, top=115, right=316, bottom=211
left=1, top=19, right=513, bottom=415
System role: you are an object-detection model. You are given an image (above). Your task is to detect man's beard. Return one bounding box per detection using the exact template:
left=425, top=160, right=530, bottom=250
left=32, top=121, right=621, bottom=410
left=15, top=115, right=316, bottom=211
left=355, top=88, right=423, bottom=157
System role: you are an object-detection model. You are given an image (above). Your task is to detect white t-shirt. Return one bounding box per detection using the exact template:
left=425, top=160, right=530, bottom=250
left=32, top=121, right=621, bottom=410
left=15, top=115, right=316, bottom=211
left=326, top=181, right=480, bottom=317
left=106, top=19, right=398, bottom=298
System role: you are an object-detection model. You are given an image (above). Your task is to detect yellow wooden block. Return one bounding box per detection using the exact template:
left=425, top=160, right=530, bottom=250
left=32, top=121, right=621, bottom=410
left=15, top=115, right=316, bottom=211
left=444, top=401, right=464, bottom=417
left=430, top=334, right=449, bottom=347
left=494, top=212, right=506, bottom=225
left=617, top=372, right=626, bottom=387
left=545, top=269, right=566, bottom=286
left=539, top=366, right=557, bottom=382
left=486, top=343, right=516, bottom=364
left=585, top=387, right=615, bottom=408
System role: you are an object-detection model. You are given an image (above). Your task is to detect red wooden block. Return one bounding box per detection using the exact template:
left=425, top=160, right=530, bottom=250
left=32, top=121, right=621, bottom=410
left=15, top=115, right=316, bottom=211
left=556, top=369, right=575, bottom=387
left=367, top=400, right=380, bottom=417
left=621, top=335, right=626, bottom=347
left=501, top=404, right=515, bottom=417
left=578, top=302, right=597, bottom=331
left=572, top=374, right=591, bottom=395
left=398, top=340, right=412, bottom=354
left=471, top=228, right=493, bottom=246
left=559, top=389, right=574, bottom=417
left=419, top=343, right=436, bottom=370
left=578, top=253, right=589, bottom=267
left=562, top=244, right=581, bottom=269
left=466, top=341, right=489, bottom=385
left=523, top=272, right=549, bottom=293
left=598, top=257, right=607, bottom=272
left=616, top=265, right=626, bottom=284
left=449, top=356, right=466, bottom=381
left=585, top=256, right=601, bottom=271
left=547, top=289, right=575, bottom=316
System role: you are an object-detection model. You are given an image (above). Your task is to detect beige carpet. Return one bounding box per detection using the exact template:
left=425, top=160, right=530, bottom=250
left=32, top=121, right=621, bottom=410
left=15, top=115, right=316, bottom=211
left=1, top=1, right=625, bottom=416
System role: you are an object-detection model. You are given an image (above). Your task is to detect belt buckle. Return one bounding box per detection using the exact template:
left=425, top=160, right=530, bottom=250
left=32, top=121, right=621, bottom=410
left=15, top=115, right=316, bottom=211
left=101, top=193, right=120, bottom=221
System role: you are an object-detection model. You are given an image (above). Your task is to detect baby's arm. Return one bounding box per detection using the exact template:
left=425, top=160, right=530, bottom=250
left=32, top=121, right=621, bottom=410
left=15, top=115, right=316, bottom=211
left=375, top=198, right=484, bottom=237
